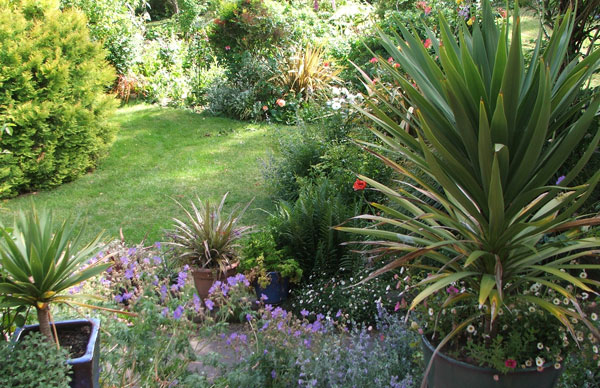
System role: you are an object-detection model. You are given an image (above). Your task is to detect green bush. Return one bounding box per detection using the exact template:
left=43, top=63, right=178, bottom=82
left=264, top=111, right=394, bottom=202
left=205, top=52, right=282, bottom=121
left=60, top=0, right=146, bottom=74
left=0, top=0, right=118, bottom=199
left=133, top=32, right=193, bottom=106
left=270, top=180, right=362, bottom=279
left=207, top=0, right=289, bottom=60
left=0, top=332, right=72, bottom=388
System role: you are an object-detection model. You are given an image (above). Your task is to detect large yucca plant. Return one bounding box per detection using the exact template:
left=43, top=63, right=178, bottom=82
left=337, top=0, right=600, bottom=372
left=0, top=208, right=110, bottom=342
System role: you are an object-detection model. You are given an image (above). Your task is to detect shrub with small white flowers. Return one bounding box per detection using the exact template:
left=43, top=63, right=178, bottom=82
left=290, top=269, right=399, bottom=326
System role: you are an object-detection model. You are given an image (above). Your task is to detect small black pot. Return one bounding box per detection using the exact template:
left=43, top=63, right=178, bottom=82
left=14, top=318, right=101, bottom=388
left=421, top=335, right=563, bottom=388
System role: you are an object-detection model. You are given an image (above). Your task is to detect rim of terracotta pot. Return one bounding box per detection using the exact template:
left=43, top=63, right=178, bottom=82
left=191, top=261, right=239, bottom=274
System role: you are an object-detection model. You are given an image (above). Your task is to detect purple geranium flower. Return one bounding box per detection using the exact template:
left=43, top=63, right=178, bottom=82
left=205, top=299, right=215, bottom=311
left=300, top=309, right=309, bottom=317
left=193, top=293, right=201, bottom=313
left=556, top=175, right=566, bottom=185
left=173, top=305, right=184, bottom=320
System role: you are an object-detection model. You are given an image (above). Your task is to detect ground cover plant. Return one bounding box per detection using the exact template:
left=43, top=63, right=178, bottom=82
left=0, top=104, right=279, bottom=243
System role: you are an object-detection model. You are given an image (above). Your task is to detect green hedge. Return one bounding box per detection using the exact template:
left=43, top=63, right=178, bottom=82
left=0, top=0, right=117, bottom=199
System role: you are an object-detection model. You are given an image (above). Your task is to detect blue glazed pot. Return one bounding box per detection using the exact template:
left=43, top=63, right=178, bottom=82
left=422, top=335, right=563, bottom=388
left=254, top=271, right=290, bottom=305
left=14, top=318, right=101, bottom=388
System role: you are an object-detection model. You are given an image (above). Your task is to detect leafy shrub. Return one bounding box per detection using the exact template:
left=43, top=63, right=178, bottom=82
left=0, top=332, right=72, bottom=388
left=240, top=230, right=303, bottom=287
left=0, top=0, right=118, bottom=198
left=205, top=53, right=281, bottom=121
left=132, top=32, right=193, bottom=106
left=60, top=0, right=146, bottom=74
left=269, top=180, right=361, bottom=279
left=264, top=110, right=394, bottom=202
left=207, top=0, right=288, bottom=59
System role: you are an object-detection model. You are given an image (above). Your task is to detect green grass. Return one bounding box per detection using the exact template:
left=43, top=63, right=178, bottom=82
left=0, top=104, right=281, bottom=244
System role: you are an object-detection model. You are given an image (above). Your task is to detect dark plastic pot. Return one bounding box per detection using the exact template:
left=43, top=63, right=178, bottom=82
left=254, top=271, right=289, bottom=305
left=421, top=335, right=563, bottom=388
left=14, top=318, right=101, bottom=388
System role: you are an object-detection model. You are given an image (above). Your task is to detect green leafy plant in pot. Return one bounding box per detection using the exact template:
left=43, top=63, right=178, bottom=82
left=0, top=207, right=127, bottom=387
left=167, top=193, right=253, bottom=299
left=337, top=1, right=600, bottom=387
left=240, top=230, right=302, bottom=304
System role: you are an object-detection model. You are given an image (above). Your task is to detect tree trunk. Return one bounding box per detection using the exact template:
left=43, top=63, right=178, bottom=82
left=36, top=305, right=53, bottom=342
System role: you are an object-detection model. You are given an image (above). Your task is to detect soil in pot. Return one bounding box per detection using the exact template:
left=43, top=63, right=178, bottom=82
left=20, top=322, right=91, bottom=359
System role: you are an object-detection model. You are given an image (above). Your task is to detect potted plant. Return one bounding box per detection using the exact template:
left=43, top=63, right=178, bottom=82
left=0, top=208, right=122, bottom=388
left=337, top=1, right=600, bottom=387
left=240, top=231, right=303, bottom=304
left=167, top=193, right=253, bottom=299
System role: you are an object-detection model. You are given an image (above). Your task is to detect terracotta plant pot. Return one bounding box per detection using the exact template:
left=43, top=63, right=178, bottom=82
left=422, top=335, right=563, bottom=388
left=14, top=318, right=101, bottom=388
left=191, top=262, right=238, bottom=299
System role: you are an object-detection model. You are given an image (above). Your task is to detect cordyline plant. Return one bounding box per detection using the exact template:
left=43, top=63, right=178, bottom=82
left=0, top=208, right=128, bottom=343
left=337, top=0, right=600, bottom=374
left=270, top=44, right=342, bottom=101
left=168, top=193, right=253, bottom=274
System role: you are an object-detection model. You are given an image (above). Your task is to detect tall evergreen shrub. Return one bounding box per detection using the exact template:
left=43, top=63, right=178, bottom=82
left=0, top=0, right=118, bottom=198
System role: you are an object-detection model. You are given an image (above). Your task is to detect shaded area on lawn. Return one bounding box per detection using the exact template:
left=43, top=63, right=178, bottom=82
left=0, top=104, right=280, bottom=244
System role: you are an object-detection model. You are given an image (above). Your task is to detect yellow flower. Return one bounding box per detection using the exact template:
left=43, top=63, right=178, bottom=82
left=456, top=0, right=463, bottom=4
left=467, top=16, right=475, bottom=26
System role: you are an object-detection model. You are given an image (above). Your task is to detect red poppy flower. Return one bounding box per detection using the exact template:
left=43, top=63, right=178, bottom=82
left=353, top=179, right=367, bottom=191
left=424, top=38, right=432, bottom=49
left=505, top=359, right=517, bottom=369
left=369, top=57, right=378, bottom=63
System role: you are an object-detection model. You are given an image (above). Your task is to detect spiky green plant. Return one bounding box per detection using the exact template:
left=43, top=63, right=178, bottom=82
left=0, top=208, right=110, bottom=342
left=271, top=44, right=342, bottom=101
left=337, top=0, right=600, bottom=375
left=167, top=193, right=253, bottom=274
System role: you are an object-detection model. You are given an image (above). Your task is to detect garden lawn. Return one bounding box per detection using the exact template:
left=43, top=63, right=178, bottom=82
left=0, top=104, right=280, bottom=244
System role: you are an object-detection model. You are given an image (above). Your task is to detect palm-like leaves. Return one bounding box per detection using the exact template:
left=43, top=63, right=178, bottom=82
left=0, top=208, right=108, bottom=340
left=270, top=44, right=342, bottom=101
left=168, top=193, right=253, bottom=273
left=338, top=0, right=600, bottom=349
